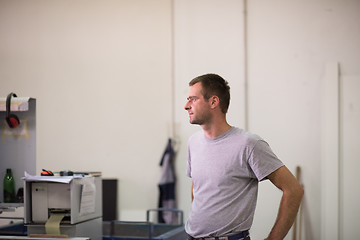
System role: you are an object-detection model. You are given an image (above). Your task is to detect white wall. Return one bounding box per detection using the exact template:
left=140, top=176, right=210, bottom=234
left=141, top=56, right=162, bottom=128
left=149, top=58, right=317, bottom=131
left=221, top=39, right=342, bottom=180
left=1, top=0, right=359, bottom=239
left=0, top=0, right=173, bottom=220
left=246, top=1, right=360, bottom=240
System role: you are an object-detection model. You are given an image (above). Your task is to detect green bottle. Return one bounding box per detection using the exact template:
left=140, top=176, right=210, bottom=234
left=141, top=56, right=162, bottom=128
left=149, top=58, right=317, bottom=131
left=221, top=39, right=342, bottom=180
left=3, top=168, right=15, bottom=203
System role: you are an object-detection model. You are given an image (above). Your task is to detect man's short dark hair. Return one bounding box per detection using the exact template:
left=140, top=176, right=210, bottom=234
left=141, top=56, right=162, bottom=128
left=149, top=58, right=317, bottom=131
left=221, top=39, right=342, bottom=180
left=189, top=73, right=230, bottom=114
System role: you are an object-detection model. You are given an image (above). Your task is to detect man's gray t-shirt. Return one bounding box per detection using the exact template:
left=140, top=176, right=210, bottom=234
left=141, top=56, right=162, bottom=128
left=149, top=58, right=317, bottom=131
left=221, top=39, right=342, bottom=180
left=185, top=127, right=284, bottom=238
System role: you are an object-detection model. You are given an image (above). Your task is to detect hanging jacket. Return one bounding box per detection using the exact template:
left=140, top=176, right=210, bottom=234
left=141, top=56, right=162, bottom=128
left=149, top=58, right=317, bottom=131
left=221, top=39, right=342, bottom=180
left=158, top=138, right=177, bottom=224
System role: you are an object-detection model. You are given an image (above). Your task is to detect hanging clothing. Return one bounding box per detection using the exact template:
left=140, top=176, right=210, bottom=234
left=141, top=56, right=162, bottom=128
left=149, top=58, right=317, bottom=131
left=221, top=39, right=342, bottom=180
left=158, top=138, right=177, bottom=224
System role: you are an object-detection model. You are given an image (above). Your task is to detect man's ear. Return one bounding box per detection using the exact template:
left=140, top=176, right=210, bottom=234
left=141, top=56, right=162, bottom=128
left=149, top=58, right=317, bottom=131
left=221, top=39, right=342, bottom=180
left=210, top=96, right=220, bottom=109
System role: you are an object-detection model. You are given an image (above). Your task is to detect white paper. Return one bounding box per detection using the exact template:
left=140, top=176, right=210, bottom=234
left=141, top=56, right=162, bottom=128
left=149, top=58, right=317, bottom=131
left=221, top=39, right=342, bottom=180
left=79, top=177, right=96, bottom=216
left=23, top=172, right=82, bottom=183
left=0, top=97, right=30, bottom=111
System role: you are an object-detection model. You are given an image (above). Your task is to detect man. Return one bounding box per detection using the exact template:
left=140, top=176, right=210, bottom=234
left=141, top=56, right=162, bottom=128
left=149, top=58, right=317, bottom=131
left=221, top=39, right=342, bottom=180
left=184, top=73, right=304, bottom=240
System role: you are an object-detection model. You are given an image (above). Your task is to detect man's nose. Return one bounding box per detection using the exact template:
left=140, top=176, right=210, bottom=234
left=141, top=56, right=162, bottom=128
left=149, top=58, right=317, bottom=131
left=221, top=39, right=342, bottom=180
left=184, top=101, right=191, bottom=110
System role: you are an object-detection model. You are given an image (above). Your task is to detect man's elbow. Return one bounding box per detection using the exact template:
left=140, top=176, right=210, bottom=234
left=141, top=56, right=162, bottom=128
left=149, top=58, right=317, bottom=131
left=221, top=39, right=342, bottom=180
left=284, top=182, right=304, bottom=204
left=294, top=183, right=304, bottom=203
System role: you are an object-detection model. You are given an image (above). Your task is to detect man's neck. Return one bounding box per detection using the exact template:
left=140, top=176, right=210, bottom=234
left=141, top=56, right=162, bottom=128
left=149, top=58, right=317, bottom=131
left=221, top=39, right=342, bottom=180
left=202, top=121, right=232, bottom=139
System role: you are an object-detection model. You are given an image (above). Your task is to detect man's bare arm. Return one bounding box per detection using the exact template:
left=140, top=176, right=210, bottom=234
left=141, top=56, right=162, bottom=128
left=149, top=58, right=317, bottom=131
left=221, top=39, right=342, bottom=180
left=265, top=166, right=304, bottom=240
